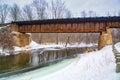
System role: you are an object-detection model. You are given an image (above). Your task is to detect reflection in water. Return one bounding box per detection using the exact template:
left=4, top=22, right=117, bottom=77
left=31, top=53, right=39, bottom=66
left=0, top=47, right=90, bottom=76
left=0, top=52, right=30, bottom=73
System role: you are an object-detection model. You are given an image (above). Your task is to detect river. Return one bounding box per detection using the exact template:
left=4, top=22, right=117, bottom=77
left=0, top=47, right=88, bottom=78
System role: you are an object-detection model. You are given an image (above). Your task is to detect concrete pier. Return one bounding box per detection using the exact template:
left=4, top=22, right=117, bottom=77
left=98, top=26, right=113, bottom=50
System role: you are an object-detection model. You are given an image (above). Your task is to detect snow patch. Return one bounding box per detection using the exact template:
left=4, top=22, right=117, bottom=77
left=0, top=25, right=9, bottom=29
left=0, top=48, right=11, bottom=56
left=32, top=46, right=117, bottom=80
left=14, top=41, right=97, bottom=52
left=115, top=42, right=120, bottom=53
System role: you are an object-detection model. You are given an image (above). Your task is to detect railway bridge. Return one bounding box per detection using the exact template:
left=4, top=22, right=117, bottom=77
left=9, top=16, right=120, bottom=49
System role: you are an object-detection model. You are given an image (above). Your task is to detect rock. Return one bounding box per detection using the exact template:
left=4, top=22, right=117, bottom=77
left=12, top=31, right=31, bottom=47
left=83, top=48, right=96, bottom=53
left=116, top=63, right=120, bottom=73
left=98, top=27, right=113, bottom=50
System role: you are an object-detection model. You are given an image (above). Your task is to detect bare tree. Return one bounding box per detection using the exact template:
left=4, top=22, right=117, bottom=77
left=47, top=0, right=71, bottom=44
left=0, top=28, right=14, bottom=54
left=47, top=0, right=71, bottom=19
left=10, top=3, right=21, bottom=21
left=111, top=11, right=120, bottom=43
left=32, top=0, right=47, bottom=44
left=89, top=10, right=93, bottom=17
left=114, top=11, right=117, bottom=16
left=116, top=29, right=120, bottom=42
left=118, top=11, right=120, bottom=16
left=0, top=4, right=9, bottom=24
left=88, top=10, right=96, bottom=17
left=107, top=12, right=110, bottom=17
left=32, top=0, right=47, bottom=20
left=111, top=28, right=120, bottom=43
left=64, top=9, right=72, bottom=18
left=81, top=11, right=87, bottom=17
left=22, top=4, right=34, bottom=20
left=65, top=36, right=70, bottom=47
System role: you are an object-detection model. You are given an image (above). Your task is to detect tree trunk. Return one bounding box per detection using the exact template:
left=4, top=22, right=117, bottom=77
left=39, top=33, right=42, bottom=44
left=56, top=33, right=59, bottom=44
left=65, top=36, right=70, bottom=47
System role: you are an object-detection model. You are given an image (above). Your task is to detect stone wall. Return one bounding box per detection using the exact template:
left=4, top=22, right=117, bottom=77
left=9, top=24, right=19, bottom=32
left=98, top=27, right=113, bottom=50
left=113, top=46, right=120, bottom=72
left=12, top=31, right=31, bottom=47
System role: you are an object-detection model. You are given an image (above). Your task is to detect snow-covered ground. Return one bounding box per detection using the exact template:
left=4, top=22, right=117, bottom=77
left=115, top=42, right=120, bottom=53
left=1, top=43, right=119, bottom=80
left=0, top=25, right=9, bottom=29
left=14, top=41, right=97, bottom=52
left=32, top=46, right=119, bottom=80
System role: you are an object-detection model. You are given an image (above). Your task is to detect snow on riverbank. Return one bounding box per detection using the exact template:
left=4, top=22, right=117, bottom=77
left=9, top=44, right=119, bottom=80
left=14, top=41, right=64, bottom=52
left=14, top=41, right=97, bottom=52
left=33, top=46, right=117, bottom=80
left=115, top=42, right=120, bottom=53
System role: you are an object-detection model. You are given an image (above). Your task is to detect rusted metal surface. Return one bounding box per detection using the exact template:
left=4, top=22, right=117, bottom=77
left=11, top=16, right=120, bottom=33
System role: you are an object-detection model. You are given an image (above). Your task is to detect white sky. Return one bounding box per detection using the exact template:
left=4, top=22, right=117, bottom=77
left=0, top=0, right=120, bottom=17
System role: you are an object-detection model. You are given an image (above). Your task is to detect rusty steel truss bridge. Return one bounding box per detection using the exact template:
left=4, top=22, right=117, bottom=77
left=10, top=16, right=120, bottom=33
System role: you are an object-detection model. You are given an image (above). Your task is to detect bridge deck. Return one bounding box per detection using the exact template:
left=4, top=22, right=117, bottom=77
left=11, top=17, right=120, bottom=33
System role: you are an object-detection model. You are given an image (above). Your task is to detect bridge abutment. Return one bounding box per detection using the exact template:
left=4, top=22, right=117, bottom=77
left=98, top=26, right=113, bottom=50
left=12, top=31, right=31, bottom=47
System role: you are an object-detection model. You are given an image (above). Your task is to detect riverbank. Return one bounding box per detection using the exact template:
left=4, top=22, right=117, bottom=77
left=14, top=41, right=97, bottom=52
left=1, top=44, right=120, bottom=80
left=32, top=45, right=119, bottom=80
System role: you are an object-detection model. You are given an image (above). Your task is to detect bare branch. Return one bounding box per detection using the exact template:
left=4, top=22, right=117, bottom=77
left=22, top=4, right=34, bottom=20
left=0, top=28, right=14, bottom=54
left=88, top=10, right=96, bottom=17
left=118, top=10, right=120, bottom=16
left=47, top=0, right=71, bottom=19
left=0, top=4, right=9, bottom=24
left=81, top=11, right=87, bottom=17
left=10, top=3, right=21, bottom=21
left=32, top=0, right=47, bottom=20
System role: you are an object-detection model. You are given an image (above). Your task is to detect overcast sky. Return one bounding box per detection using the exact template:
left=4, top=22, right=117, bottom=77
left=0, top=0, right=120, bottom=17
